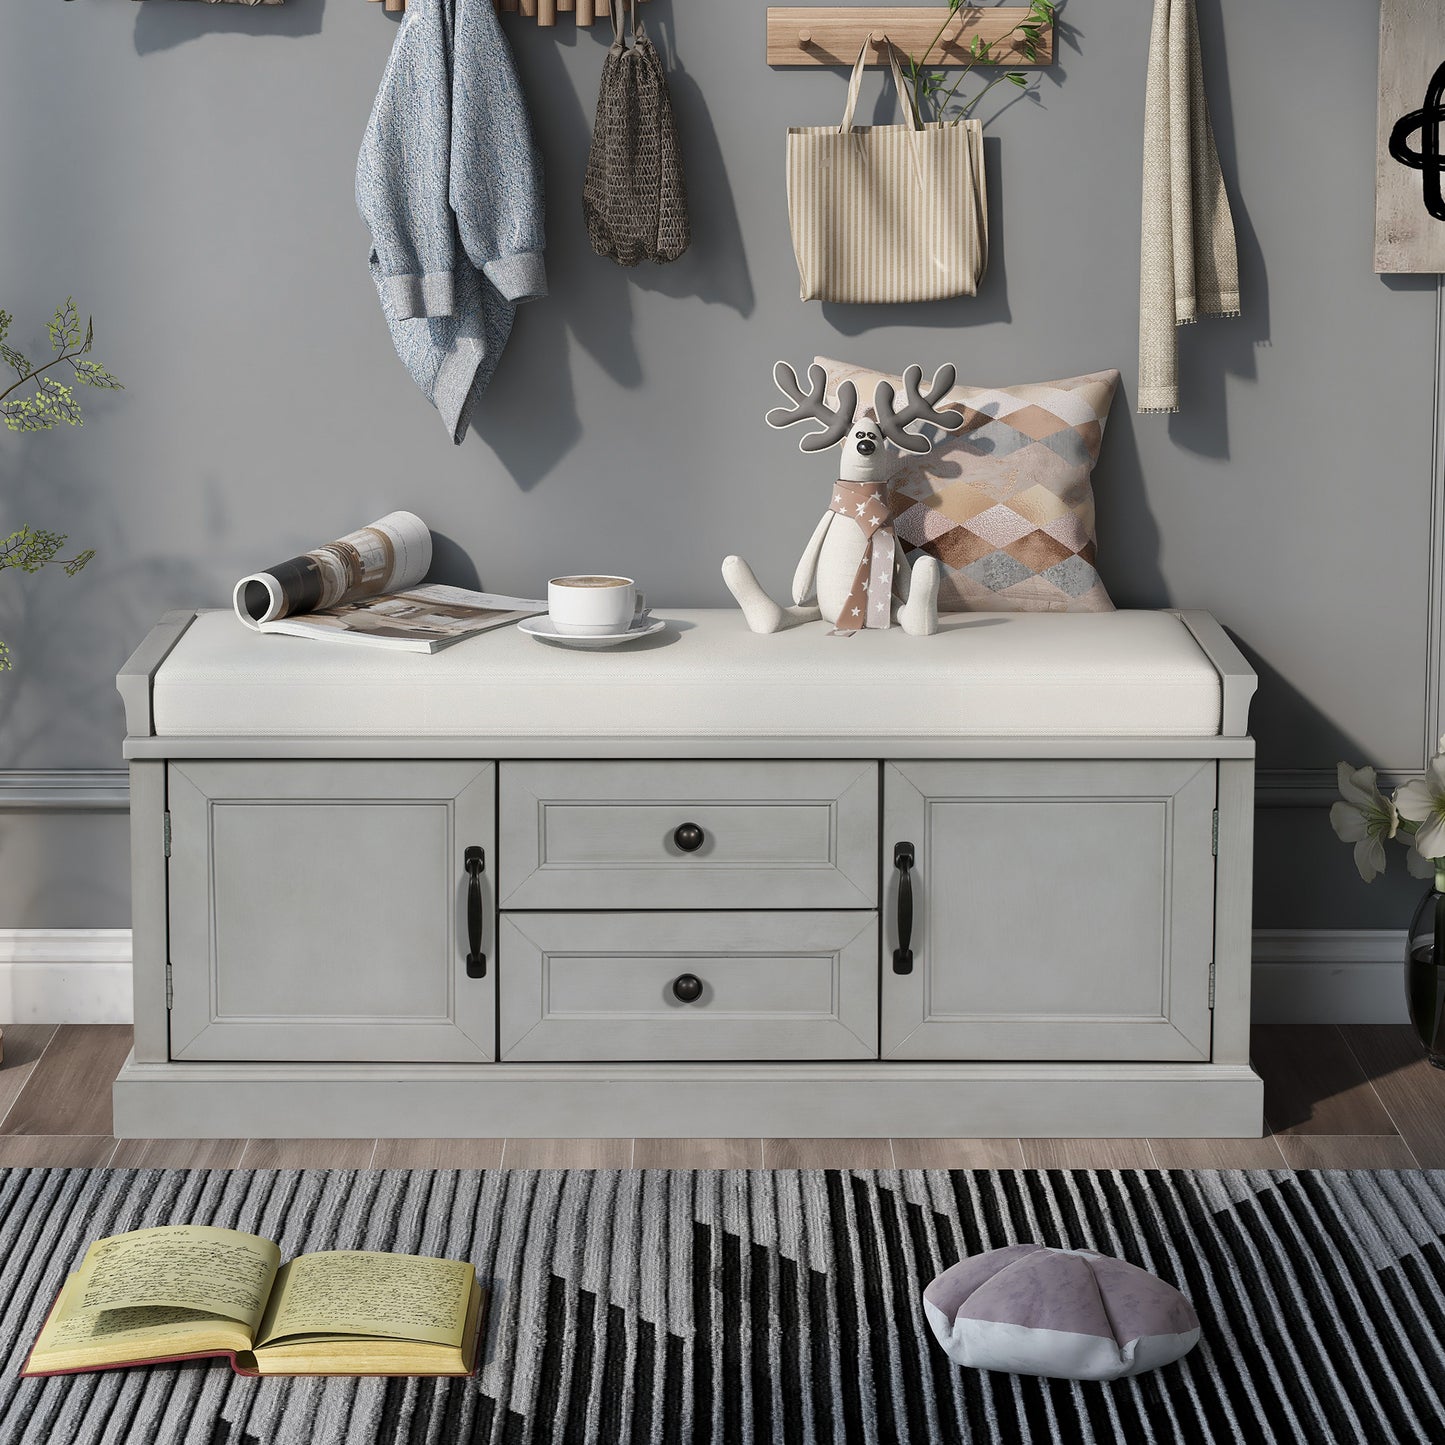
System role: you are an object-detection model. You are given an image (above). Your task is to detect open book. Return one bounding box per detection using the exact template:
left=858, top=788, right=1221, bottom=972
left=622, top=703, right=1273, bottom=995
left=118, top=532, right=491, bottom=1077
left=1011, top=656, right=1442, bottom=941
left=23, top=1225, right=483, bottom=1379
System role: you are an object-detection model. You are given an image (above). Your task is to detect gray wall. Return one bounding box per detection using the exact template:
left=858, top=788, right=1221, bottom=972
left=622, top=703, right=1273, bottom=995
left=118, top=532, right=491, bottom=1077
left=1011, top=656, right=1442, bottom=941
left=0, top=0, right=1436, bottom=929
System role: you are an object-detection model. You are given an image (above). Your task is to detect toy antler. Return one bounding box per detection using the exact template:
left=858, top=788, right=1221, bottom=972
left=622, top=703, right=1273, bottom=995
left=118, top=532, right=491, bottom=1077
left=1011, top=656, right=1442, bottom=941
left=766, top=362, right=859, bottom=453
left=874, top=365, right=966, bottom=455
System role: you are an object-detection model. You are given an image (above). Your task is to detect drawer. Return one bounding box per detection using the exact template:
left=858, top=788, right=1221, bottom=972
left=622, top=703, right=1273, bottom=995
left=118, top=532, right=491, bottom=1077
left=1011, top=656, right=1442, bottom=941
left=499, top=761, right=878, bottom=909
left=499, top=911, right=878, bottom=1061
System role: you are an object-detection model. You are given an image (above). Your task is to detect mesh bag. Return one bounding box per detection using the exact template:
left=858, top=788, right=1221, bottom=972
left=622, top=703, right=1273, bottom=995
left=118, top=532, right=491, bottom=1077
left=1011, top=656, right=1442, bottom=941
left=583, top=0, right=690, bottom=266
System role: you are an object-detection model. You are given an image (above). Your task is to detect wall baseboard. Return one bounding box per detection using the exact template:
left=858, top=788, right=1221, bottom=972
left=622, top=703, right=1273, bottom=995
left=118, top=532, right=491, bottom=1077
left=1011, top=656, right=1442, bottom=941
left=0, top=928, right=1413, bottom=1029
left=1251, top=930, right=1408, bottom=1025
left=0, top=930, right=133, bottom=1025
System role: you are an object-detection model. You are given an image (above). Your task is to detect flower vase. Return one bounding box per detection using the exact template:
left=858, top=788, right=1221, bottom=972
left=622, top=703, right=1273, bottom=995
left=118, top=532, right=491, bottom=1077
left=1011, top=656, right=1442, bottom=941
left=1405, top=881, right=1445, bottom=1069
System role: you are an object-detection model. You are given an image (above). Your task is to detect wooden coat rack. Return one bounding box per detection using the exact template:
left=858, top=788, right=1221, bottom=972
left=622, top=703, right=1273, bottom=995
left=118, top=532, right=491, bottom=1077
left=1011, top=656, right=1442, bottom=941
left=767, top=7, right=1053, bottom=68
left=370, top=0, right=653, bottom=24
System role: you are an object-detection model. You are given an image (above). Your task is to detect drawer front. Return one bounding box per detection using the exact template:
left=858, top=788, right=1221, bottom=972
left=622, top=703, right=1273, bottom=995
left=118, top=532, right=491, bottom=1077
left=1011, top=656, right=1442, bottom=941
left=499, top=761, right=878, bottom=909
left=499, top=911, right=878, bottom=1061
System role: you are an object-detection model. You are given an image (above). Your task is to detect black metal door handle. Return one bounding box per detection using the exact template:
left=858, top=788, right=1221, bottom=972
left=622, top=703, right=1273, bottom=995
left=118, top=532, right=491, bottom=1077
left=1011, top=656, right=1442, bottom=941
left=893, top=841, right=915, bottom=975
left=465, top=845, right=487, bottom=979
left=673, top=822, right=705, bottom=853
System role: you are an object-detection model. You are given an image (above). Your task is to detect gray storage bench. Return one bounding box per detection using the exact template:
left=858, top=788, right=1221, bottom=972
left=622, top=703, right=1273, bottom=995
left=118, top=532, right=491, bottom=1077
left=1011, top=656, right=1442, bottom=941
left=113, top=607, right=1262, bottom=1138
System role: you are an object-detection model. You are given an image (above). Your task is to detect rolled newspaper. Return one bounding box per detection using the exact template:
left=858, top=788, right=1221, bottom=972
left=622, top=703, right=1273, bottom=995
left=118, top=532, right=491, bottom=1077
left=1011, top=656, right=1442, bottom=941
left=233, top=511, right=433, bottom=629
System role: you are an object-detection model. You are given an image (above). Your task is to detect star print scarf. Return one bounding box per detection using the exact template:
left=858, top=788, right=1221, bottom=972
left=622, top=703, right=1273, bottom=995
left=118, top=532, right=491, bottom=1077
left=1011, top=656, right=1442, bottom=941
left=830, top=480, right=895, bottom=634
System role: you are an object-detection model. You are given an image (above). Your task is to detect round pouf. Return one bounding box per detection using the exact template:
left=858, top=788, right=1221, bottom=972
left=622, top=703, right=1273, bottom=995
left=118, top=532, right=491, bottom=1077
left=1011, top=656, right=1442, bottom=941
left=922, top=1244, right=1201, bottom=1381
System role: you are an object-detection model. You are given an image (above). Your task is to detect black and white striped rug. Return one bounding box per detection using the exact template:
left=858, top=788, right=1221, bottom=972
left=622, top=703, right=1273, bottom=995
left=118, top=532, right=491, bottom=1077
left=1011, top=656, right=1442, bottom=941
left=0, top=1167, right=1441, bottom=1443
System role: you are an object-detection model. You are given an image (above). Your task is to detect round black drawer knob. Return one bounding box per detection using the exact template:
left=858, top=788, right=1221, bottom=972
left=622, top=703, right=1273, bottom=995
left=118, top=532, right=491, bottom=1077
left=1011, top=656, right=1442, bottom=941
left=672, top=973, right=704, bottom=1004
left=673, top=822, right=705, bottom=853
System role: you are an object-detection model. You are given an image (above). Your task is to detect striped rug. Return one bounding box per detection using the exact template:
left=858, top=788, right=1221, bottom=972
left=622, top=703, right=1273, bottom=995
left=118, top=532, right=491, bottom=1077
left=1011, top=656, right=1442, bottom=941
left=0, top=1168, right=1441, bottom=1443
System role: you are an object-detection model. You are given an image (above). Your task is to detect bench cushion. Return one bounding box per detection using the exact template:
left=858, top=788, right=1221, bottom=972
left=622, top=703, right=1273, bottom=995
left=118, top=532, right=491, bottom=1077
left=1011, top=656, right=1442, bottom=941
left=149, top=609, right=1223, bottom=739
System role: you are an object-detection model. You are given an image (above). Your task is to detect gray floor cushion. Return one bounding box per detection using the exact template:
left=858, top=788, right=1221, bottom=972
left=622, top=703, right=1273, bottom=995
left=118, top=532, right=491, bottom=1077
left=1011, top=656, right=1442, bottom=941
left=923, top=1242, right=1202, bottom=1381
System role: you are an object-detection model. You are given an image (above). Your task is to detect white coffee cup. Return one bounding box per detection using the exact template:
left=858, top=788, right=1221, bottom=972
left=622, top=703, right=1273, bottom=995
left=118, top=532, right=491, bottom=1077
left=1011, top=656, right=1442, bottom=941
left=548, top=575, right=644, bottom=635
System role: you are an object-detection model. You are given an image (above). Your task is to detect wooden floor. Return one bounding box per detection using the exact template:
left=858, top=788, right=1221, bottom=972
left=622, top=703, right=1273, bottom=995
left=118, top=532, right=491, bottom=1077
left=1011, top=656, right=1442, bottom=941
left=0, top=1024, right=1440, bottom=1170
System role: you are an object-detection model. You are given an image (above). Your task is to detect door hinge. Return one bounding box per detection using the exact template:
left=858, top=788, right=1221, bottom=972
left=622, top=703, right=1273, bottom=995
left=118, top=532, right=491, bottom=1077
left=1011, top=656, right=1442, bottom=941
left=1207, top=961, right=1216, bottom=1009
left=165, top=961, right=173, bottom=1009
left=1211, top=810, right=1219, bottom=856
left=163, top=811, right=172, bottom=858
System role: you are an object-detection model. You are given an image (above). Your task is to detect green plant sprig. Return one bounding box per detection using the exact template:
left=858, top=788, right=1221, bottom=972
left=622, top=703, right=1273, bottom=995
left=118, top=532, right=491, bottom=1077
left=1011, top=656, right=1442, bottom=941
left=0, top=300, right=121, bottom=670
left=905, top=0, right=1056, bottom=127
left=0, top=298, right=122, bottom=434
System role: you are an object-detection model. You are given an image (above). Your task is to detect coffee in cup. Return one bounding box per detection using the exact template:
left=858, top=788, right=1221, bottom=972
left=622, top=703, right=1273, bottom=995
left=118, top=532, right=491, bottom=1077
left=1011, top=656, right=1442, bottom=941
left=548, top=576, right=643, bottom=635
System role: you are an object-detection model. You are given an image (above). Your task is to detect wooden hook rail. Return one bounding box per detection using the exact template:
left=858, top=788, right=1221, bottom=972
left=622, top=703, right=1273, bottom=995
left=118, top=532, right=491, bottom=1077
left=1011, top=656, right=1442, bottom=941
left=767, top=7, right=1053, bottom=68
left=370, top=0, right=653, bottom=25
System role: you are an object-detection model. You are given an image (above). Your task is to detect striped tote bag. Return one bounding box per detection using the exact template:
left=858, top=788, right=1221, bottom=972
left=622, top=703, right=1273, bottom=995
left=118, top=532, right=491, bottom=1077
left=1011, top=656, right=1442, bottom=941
left=787, top=37, right=987, bottom=303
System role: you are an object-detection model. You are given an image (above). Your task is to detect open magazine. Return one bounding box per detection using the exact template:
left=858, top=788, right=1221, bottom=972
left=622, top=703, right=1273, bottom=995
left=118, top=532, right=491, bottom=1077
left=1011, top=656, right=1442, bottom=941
left=231, top=512, right=543, bottom=652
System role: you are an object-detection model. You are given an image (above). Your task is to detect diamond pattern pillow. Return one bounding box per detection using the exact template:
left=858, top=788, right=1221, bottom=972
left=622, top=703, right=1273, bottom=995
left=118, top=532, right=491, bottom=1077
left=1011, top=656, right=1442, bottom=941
left=816, top=358, right=1120, bottom=612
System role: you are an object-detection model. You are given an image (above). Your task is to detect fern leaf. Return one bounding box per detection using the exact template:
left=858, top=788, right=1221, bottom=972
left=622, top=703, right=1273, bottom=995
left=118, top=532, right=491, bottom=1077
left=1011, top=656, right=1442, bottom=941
left=0, top=526, right=67, bottom=574
left=72, top=359, right=122, bottom=390
left=48, top=297, right=82, bottom=353
left=1, top=396, right=53, bottom=432
left=36, top=376, right=83, bottom=426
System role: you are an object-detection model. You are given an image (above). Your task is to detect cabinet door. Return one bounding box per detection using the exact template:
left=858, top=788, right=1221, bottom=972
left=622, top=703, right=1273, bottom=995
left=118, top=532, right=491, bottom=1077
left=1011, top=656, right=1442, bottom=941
left=882, top=761, right=1215, bottom=1061
left=168, top=761, right=494, bottom=1062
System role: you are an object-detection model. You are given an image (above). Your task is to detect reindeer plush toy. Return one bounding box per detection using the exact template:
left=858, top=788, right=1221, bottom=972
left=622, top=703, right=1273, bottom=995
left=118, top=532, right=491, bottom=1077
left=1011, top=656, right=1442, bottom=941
left=723, top=361, right=967, bottom=636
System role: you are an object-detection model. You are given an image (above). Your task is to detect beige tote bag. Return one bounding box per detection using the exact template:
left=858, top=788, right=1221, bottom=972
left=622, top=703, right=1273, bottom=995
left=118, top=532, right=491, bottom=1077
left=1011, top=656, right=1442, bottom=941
left=787, top=37, right=988, bottom=304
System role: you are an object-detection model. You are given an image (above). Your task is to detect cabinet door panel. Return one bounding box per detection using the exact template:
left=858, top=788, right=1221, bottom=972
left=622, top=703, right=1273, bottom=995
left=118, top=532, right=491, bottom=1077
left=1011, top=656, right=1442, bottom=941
left=168, top=761, right=494, bottom=1062
left=882, top=761, right=1215, bottom=1061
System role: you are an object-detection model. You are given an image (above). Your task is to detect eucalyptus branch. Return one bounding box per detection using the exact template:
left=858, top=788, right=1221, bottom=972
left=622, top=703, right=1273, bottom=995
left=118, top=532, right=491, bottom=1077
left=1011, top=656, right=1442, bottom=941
left=912, top=0, right=967, bottom=117
left=905, top=0, right=1056, bottom=128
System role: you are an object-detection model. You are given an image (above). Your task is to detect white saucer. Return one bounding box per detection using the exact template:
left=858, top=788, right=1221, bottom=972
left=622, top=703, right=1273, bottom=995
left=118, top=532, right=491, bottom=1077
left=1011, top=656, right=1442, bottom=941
left=517, top=615, right=667, bottom=650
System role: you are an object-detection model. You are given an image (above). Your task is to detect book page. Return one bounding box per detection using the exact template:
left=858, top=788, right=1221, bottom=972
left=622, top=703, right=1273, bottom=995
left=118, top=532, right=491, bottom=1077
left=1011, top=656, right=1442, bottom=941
left=70, top=1225, right=281, bottom=1332
left=255, top=1252, right=473, bottom=1350
left=26, top=1273, right=253, bottom=1375
left=249, top=1279, right=484, bottom=1378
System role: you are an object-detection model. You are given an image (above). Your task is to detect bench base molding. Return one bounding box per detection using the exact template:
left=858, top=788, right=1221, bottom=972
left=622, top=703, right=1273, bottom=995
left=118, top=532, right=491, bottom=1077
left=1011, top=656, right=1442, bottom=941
left=112, top=1054, right=1264, bottom=1141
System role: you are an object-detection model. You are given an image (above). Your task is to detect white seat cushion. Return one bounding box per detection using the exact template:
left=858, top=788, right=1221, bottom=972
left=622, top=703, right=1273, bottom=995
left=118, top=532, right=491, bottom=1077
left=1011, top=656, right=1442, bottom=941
left=149, top=609, right=1223, bottom=738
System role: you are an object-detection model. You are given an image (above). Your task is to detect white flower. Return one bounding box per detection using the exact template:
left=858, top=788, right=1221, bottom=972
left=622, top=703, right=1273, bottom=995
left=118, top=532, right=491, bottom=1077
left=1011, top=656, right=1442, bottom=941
left=1405, top=834, right=1438, bottom=880
left=1396, top=757, right=1445, bottom=860
left=1330, top=763, right=1398, bottom=882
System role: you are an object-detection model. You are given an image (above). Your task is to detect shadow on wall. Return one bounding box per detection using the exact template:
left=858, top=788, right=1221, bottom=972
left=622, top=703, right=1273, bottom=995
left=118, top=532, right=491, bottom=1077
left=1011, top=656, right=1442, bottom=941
left=467, top=2, right=754, bottom=489
left=1162, top=0, right=1269, bottom=462
left=0, top=436, right=212, bottom=769
left=426, top=532, right=483, bottom=590
left=133, top=0, right=326, bottom=55
left=629, top=12, right=755, bottom=316
left=1092, top=405, right=1167, bottom=611
left=1235, top=634, right=1418, bottom=779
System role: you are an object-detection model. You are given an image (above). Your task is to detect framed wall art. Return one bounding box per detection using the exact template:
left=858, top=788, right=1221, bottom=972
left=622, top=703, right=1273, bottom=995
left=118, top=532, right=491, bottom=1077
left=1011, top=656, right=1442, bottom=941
left=1376, top=0, right=1445, bottom=272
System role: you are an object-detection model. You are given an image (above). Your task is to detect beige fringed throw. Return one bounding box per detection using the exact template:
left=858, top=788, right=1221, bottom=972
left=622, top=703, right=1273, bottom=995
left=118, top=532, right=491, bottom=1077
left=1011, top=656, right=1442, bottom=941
left=1139, top=0, right=1240, bottom=415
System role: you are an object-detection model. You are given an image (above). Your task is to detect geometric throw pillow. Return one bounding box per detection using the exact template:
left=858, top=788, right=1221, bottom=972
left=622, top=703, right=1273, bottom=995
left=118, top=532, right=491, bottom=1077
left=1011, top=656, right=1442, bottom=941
left=922, top=1244, right=1202, bottom=1381
left=815, top=358, right=1120, bottom=612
